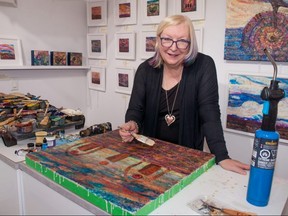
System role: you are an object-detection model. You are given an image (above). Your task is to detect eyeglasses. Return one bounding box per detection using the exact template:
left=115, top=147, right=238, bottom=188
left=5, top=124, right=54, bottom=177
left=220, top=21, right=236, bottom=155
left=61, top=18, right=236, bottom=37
left=160, top=37, right=190, bottom=50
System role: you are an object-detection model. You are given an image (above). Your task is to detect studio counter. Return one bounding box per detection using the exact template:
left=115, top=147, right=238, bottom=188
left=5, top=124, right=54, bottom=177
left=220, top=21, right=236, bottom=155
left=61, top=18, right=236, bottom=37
left=0, top=131, right=288, bottom=215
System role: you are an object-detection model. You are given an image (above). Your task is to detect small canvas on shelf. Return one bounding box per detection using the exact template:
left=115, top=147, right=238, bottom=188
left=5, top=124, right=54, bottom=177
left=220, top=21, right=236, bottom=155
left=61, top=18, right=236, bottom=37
left=31, top=50, right=49, bottom=66
left=67, top=52, right=82, bottom=66
left=50, top=51, right=67, bottom=66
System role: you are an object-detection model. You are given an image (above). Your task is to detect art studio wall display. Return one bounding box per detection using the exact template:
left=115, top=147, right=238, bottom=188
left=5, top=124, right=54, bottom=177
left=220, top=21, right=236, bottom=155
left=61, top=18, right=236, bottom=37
left=194, top=26, right=203, bottom=52
left=114, top=0, right=137, bottom=25
left=175, top=0, right=205, bottom=20
left=88, top=66, right=106, bottom=92
left=226, top=73, right=288, bottom=142
left=87, top=33, right=107, bottom=59
left=67, top=52, right=83, bottom=66
left=140, top=30, right=156, bottom=59
left=0, top=36, right=23, bottom=66
left=50, top=51, right=67, bottom=66
left=87, top=0, right=107, bottom=26
left=115, top=67, right=134, bottom=95
left=115, top=32, right=135, bottom=60
left=224, top=0, right=288, bottom=62
left=141, top=0, right=167, bottom=24
left=31, top=50, right=49, bottom=66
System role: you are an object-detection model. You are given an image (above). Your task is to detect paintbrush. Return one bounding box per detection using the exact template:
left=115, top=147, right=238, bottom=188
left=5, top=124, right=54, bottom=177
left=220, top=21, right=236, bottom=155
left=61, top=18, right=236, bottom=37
left=201, top=200, right=256, bottom=216
left=40, top=101, right=50, bottom=126
left=0, top=108, right=23, bottom=126
left=118, top=126, right=155, bottom=146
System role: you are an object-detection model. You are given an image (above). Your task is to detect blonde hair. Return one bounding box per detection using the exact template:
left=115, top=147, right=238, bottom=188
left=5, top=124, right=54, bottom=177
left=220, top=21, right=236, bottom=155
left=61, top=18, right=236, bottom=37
left=149, top=14, right=198, bottom=68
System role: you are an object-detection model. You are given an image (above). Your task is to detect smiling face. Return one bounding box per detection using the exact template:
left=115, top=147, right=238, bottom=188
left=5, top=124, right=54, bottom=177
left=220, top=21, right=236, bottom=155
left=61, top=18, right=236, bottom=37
left=158, top=23, right=190, bottom=69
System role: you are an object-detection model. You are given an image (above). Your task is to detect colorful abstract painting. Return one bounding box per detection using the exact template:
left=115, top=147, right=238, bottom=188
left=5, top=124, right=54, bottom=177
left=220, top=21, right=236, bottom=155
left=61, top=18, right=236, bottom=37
left=224, top=0, right=288, bottom=62
left=0, top=44, right=15, bottom=60
left=226, top=74, right=288, bottom=141
left=26, top=130, right=214, bottom=215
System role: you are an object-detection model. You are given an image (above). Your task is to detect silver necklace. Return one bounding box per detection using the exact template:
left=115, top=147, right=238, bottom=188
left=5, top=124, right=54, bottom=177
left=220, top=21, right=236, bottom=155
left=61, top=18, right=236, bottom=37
left=164, top=81, right=180, bottom=126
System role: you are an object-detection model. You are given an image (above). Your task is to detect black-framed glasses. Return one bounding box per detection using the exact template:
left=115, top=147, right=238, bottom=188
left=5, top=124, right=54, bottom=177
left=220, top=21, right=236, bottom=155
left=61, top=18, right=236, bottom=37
left=160, top=37, right=190, bottom=50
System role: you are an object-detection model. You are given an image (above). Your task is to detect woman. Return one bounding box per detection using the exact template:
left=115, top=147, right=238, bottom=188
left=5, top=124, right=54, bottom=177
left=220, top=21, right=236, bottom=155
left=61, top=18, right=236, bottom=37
left=119, top=14, right=249, bottom=175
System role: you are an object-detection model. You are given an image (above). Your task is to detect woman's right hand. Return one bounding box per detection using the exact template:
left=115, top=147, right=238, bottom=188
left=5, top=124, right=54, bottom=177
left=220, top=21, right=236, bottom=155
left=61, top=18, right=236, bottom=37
left=118, top=121, right=138, bottom=143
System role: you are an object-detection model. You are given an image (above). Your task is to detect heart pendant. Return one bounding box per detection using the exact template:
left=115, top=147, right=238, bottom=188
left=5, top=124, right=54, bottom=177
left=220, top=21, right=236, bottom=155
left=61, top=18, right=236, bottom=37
left=165, top=114, right=176, bottom=126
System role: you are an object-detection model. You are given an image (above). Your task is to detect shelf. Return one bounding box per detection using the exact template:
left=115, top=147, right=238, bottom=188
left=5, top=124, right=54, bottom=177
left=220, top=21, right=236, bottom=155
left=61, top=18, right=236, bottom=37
left=0, top=66, right=90, bottom=70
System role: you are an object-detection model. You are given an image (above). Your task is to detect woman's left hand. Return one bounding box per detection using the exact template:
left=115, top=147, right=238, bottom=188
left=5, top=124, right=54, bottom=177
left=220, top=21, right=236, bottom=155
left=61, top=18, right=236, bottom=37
left=219, top=159, right=250, bottom=175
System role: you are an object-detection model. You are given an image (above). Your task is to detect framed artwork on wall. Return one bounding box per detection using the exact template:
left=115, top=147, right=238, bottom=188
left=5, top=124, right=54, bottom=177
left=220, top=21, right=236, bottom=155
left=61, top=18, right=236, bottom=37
left=225, top=73, right=288, bottom=143
left=50, top=51, right=67, bottom=66
left=87, top=0, right=108, bottom=26
left=140, top=30, right=156, bottom=59
left=87, top=33, right=107, bottom=59
left=224, top=0, right=288, bottom=62
left=114, top=0, right=137, bottom=26
left=141, top=0, right=167, bottom=24
left=194, top=26, right=203, bottom=52
left=115, top=32, right=136, bottom=60
left=31, top=50, right=49, bottom=66
left=175, top=0, right=205, bottom=20
left=88, top=66, right=106, bottom=92
left=115, top=68, right=134, bottom=95
left=0, top=36, right=23, bottom=66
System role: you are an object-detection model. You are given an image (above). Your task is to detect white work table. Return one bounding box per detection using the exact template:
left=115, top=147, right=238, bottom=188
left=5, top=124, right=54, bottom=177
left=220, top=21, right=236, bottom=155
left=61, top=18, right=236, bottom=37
left=0, top=138, right=288, bottom=215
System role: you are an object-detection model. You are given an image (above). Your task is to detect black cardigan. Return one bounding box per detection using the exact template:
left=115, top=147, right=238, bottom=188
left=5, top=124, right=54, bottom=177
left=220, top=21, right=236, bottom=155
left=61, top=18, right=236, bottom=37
left=125, top=53, right=230, bottom=163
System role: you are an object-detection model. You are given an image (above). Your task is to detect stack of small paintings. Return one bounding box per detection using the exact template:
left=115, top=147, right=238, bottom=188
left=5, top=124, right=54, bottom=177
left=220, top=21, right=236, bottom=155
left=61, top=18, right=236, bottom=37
left=31, top=50, right=83, bottom=66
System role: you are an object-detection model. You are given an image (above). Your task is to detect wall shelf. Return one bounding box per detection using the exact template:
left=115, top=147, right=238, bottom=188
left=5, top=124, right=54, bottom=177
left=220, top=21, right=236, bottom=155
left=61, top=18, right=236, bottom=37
left=0, top=66, right=90, bottom=70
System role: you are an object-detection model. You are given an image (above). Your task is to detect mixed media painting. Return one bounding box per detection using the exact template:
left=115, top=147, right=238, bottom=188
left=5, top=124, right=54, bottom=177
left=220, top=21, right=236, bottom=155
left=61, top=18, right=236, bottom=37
left=26, top=130, right=214, bottom=215
left=114, top=0, right=137, bottom=25
left=226, top=74, right=288, bottom=141
left=87, top=0, right=107, bottom=26
left=224, top=0, right=288, bottom=62
left=88, top=67, right=106, bottom=92
left=115, top=68, right=134, bottom=94
left=0, top=37, right=23, bottom=66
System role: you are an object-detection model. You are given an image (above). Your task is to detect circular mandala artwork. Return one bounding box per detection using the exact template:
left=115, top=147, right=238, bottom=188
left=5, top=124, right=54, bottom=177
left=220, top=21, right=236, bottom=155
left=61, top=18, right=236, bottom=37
left=242, top=11, right=288, bottom=61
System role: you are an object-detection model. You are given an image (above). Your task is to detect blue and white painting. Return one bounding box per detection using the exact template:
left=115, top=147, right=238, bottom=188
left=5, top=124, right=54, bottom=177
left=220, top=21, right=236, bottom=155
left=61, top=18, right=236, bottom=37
left=224, top=0, right=288, bottom=62
left=226, top=74, right=288, bottom=141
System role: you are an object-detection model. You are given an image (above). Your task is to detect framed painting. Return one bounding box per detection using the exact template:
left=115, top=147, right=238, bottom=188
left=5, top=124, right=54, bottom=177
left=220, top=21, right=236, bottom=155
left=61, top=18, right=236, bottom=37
left=114, top=0, right=137, bottom=26
left=141, top=0, right=167, bottom=24
left=88, top=66, right=106, bottom=92
left=115, top=32, right=135, bottom=60
left=0, top=36, right=23, bottom=66
left=87, top=33, right=107, bottom=59
left=87, top=0, right=107, bottom=26
left=115, top=68, right=134, bottom=95
left=140, top=30, right=156, bottom=59
left=194, top=26, right=203, bottom=52
left=50, top=51, right=67, bottom=66
left=175, top=0, right=205, bottom=20
left=67, top=52, right=82, bottom=66
left=31, top=50, right=49, bottom=66
left=225, top=73, right=288, bottom=143
left=224, top=0, right=288, bottom=62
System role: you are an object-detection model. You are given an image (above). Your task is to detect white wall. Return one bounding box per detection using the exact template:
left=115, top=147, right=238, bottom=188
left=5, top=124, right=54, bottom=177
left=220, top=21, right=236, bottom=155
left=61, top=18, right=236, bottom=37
left=0, top=0, right=287, bottom=180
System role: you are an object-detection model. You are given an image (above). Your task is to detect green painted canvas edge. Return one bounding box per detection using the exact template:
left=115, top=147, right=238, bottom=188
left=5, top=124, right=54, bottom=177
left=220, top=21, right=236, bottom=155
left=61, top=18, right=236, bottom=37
left=135, top=157, right=215, bottom=215
left=25, top=157, right=127, bottom=215
left=25, top=156, right=215, bottom=215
